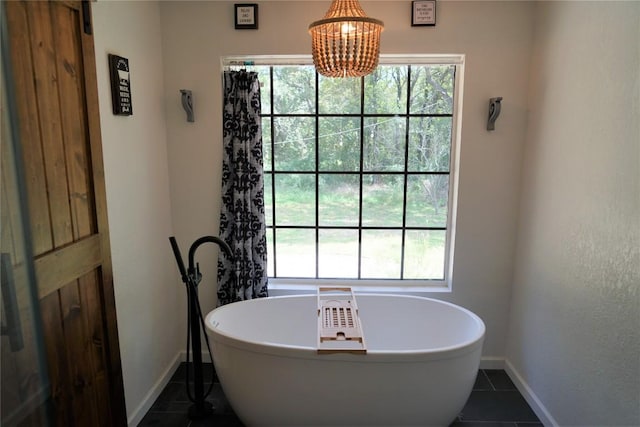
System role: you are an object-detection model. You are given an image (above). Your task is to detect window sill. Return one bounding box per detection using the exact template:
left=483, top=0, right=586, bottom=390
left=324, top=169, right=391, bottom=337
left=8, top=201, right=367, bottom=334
left=267, top=278, right=451, bottom=297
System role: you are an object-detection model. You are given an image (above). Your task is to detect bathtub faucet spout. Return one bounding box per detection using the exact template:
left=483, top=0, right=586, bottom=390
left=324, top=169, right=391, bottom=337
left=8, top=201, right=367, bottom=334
left=187, top=236, right=233, bottom=282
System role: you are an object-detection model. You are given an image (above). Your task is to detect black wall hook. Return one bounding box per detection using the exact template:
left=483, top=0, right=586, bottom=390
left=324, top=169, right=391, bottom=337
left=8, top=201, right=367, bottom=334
left=487, top=97, right=503, bottom=131
left=180, top=89, right=194, bottom=122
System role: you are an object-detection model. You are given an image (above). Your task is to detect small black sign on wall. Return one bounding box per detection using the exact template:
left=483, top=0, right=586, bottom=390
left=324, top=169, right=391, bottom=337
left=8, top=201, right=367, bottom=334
left=108, top=54, right=132, bottom=116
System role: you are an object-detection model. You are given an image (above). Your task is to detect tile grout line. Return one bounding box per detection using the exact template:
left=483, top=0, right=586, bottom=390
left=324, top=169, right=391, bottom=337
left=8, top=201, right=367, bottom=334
left=481, top=369, right=495, bottom=391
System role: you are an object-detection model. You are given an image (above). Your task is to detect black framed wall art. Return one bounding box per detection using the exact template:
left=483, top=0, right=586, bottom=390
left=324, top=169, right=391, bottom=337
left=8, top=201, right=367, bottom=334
left=412, top=0, right=437, bottom=26
left=235, top=4, right=258, bottom=29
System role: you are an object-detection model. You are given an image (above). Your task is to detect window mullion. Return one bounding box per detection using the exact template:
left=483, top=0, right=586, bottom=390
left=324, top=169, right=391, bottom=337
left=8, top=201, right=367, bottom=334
left=357, top=75, right=365, bottom=280
left=400, top=65, right=413, bottom=280
left=268, top=66, right=278, bottom=278
left=314, top=71, right=320, bottom=279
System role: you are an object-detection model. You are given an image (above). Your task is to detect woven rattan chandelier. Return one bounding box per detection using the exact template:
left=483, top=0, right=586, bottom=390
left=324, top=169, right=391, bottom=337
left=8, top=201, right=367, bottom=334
left=309, top=0, right=384, bottom=78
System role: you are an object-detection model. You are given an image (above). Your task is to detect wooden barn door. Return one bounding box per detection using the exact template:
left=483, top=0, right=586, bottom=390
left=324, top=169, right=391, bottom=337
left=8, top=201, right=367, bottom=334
left=4, top=1, right=127, bottom=425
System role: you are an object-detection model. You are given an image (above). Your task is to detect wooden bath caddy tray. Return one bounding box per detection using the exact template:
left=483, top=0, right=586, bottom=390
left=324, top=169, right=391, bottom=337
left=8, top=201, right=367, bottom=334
left=317, top=287, right=367, bottom=354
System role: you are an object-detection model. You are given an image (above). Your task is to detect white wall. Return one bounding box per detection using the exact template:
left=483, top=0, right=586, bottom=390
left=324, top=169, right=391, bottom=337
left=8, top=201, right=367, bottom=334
left=506, top=2, right=640, bottom=425
left=159, top=0, right=534, bottom=359
left=91, top=2, right=183, bottom=424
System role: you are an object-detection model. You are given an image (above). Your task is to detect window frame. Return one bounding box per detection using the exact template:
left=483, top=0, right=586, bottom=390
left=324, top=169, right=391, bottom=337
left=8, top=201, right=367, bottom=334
left=221, top=54, right=465, bottom=293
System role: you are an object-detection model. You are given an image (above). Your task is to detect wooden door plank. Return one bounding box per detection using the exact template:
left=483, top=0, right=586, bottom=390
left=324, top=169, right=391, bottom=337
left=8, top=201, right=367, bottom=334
left=15, top=404, right=50, bottom=427
left=1, top=164, right=20, bottom=261
left=51, top=2, right=95, bottom=240
left=59, top=279, right=100, bottom=425
left=4, top=1, right=53, bottom=255
left=27, top=1, right=74, bottom=250
left=52, top=3, right=111, bottom=424
left=2, top=7, right=55, bottom=425
left=34, top=234, right=102, bottom=299
left=0, top=336, right=21, bottom=422
left=79, top=271, right=112, bottom=427
left=1, top=100, right=24, bottom=261
left=39, top=292, right=72, bottom=427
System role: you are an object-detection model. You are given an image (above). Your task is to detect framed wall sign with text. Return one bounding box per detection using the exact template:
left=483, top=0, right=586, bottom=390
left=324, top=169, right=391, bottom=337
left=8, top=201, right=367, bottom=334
left=108, top=54, right=132, bottom=116
left=412, top=0, right=436, bottom=26
left=235, top=4, right=258, bottom=29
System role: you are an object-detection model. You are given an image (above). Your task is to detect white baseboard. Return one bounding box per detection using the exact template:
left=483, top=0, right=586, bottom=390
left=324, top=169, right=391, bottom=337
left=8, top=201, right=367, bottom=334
left=127, top=353, right=182, bottom=427
left=480, top=356, right=505, bottom=370
left=179, top=350, right=212, bottom=363
left=505, top=359, right=559, bottom=427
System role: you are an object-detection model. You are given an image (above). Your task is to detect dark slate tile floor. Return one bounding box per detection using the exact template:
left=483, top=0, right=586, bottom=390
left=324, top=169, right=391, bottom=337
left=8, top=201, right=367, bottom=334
left=138, top=363, right=242, bottom=427
left=138, top=364, right=541, bottom=427
left=450, top=370, right=542, bottom=427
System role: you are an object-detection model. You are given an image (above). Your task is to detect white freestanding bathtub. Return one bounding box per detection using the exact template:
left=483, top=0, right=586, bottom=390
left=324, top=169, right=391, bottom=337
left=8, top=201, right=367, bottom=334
left=205, top=293, right=485, bottom=426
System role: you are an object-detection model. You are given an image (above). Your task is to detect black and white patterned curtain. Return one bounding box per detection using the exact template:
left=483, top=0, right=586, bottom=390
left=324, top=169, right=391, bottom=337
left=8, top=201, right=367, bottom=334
left=217, top=70, right=269, bottom=306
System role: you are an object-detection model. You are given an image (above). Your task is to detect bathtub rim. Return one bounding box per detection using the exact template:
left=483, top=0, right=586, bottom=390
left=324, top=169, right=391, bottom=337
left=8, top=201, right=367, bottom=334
left=205, top=293, right=486, bottom=363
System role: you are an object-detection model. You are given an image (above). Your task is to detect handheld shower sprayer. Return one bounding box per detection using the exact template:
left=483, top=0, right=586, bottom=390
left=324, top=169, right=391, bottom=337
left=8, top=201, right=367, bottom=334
left=169, top=236, right=188, bottom=283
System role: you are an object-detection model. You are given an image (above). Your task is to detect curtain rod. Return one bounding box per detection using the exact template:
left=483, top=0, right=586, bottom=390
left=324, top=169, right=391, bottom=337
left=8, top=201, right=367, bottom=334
left=222, top=55, right=314, bottom=69
left=221, top=54, right=464, bottom=69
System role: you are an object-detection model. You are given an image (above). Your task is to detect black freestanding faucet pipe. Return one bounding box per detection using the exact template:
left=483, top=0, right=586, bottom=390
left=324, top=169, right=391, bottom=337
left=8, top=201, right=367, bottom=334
left=186, top=236, right=232, bottom=418
left=169, top=235, right=233, bottom=420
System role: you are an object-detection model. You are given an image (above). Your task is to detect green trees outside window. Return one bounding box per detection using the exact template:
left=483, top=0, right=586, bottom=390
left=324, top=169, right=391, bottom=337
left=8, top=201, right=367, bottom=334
left=251, top=61, right=458, bottom=282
